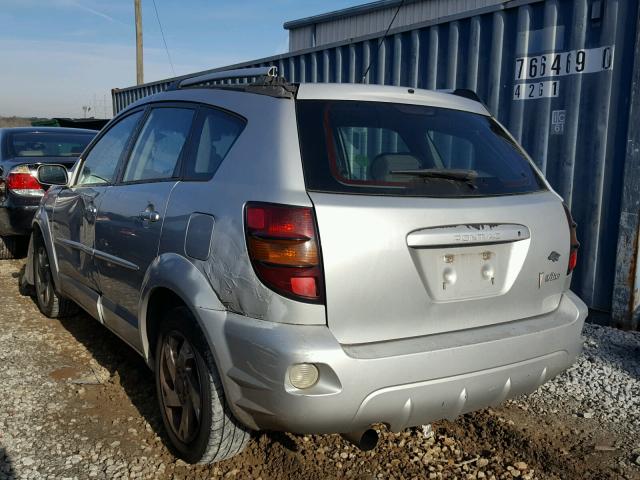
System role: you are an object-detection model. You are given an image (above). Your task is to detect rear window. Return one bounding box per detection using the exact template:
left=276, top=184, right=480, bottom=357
left=296, top=100, right=545, bottom=197
left=8, top=132, right=94, bottom=158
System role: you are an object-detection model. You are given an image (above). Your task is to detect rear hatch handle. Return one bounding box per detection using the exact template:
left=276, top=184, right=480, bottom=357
left=407, top=224, right=530, bottom=248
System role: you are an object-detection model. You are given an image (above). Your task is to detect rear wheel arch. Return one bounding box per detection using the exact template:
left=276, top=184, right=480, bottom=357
left=145, top=287, right=188, bottom=364
left=139, top=253, right=226, bottom=363
left=143, top=286, right=225, bottom=374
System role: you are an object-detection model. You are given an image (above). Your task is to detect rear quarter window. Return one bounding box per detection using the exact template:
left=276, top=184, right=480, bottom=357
left=295, top=100, right=545, bottom=197
left=183, top=107, right=245, bottom=181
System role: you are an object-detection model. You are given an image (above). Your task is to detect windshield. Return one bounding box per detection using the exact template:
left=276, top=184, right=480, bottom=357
left=296, top=100, right=545, bottom=197
left=8, top=132, right=95, bottom=158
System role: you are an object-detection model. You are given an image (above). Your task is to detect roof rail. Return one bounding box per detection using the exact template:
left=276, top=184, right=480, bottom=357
left=449, top=89, right=482, bottom=103
left=178, top=66, right=278, bottom=88
left=437, top=88, right=489, bottom=111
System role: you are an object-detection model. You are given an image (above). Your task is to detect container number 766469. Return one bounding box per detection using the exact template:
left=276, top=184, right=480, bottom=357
left=514, top=46, right=614, bottom=81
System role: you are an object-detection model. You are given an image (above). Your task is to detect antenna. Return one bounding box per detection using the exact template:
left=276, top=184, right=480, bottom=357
left=361, top=0, right=406, bottom=83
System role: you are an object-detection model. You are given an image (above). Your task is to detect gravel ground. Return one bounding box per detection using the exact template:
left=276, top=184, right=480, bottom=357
left=0, top=258, right=639, bottom=479
left=519, top=322, right=640, bottom=435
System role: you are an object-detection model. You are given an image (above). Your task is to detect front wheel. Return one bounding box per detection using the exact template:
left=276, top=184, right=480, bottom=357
left=155, top=307, right=250, bottom=464
left=33, top=241, right=77, bottom=318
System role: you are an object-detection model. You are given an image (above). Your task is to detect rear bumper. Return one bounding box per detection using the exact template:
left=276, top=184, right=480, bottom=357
left=200, top=291, right=587, bottom=433
left=0, top=201, right=38, bottom=236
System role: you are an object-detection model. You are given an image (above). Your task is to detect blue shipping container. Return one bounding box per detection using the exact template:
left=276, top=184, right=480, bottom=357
left=112, top=0, right=640, bottom=328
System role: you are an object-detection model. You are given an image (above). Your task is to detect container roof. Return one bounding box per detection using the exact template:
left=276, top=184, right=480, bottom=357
left=283, top=0, right=420, bottom=30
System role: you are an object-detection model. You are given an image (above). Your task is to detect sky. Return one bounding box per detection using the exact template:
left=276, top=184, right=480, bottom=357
left=0, top=0, right=362, bottom=118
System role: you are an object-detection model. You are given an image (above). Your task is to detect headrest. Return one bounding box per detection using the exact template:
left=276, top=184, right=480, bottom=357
left=370, top=153, right=421, bottom=182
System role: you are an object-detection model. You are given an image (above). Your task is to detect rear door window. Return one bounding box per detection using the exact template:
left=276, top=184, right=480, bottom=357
left=122, top=107, right=195, bottom=183
left=296, top=100, right=545, bottom=197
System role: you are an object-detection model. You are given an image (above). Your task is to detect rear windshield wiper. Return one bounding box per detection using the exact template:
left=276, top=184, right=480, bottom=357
left=389, top=168, right=479, bottom=190
left=389, top=168, right=478, bottom=181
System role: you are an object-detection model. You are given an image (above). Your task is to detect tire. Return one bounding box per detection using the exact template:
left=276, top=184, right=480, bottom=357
left=0, top=236, right=25, bottom=260
left=155, top=307, right=250, bottom=464
left=33, top=240, right=77, bottom=318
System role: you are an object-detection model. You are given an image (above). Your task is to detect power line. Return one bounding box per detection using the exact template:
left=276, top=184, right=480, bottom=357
left=361, top=0, right=405, bottom=83
left=151, top=0, right=175, bottom=77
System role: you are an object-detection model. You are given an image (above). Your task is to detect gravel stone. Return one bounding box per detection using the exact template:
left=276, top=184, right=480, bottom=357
left=0, top=259, right=638, bottom=479
left=516, top=323, right=640, bottom=435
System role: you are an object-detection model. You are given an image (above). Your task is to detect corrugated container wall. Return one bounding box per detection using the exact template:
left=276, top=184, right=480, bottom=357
left=112, top=0, right=640, bottom=328
left=286, top=0, right=508, bottom=51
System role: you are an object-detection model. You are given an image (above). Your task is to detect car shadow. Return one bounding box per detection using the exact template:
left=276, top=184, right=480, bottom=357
left=1, top=446, right=15, bottom=479
left=47, top=306, right=268, bottom=460
left=52, top=308, right=174, bottom=450
left=265, top=431, right=299, bottom=453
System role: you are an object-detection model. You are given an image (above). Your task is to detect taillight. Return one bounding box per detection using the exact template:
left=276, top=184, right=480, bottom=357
left=7, top=165, right=44, bottom=197
left=563, top=203, right=579, bottom=274
left=245, top=202, right=324, bottom=303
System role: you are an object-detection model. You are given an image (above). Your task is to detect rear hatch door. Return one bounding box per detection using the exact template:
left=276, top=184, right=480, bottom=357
left=296, top=96, right=570, bottom=344
left=309, top=192, right=568, bottom=344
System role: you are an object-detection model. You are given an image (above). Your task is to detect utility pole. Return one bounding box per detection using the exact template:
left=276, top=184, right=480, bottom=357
left=135, top=0, right=143, bottom=85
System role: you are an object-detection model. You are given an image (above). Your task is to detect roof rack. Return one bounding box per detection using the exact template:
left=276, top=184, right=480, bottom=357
left=166, top=65, right=296, bottom=99
left=178, top=66, right=278, bottom=88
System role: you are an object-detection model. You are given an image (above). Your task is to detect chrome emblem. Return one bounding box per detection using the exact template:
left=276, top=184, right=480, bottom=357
left=539, top=271, right=561, bottom=288
left=545, top=272, right=561, bottom=282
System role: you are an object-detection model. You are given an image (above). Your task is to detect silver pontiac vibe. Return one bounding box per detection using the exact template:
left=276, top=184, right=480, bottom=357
left=24, top=71, right=587, bottom=464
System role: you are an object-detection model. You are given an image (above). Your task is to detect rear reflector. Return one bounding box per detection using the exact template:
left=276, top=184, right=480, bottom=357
left=563, top=203, right=579, bottom=275
left=7, top=165, right=43, bottom=197
left=291, top=277, right=317, bottom=297
left=568, top=249, right=578, bottom=273
left=245, top=202, right=324, bottom=303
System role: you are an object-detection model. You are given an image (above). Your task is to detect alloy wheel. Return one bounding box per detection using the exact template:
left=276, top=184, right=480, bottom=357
left=159, top=331, right=203, bottom=444
left=35, top=245, right=52, bottom=308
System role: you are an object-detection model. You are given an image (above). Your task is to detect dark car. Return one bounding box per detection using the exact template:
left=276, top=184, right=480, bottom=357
left=0, top=127, right=96, bottom=258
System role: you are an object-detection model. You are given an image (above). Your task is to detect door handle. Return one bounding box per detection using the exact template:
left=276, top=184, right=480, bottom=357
left=139, top=209, right=161, bottom=222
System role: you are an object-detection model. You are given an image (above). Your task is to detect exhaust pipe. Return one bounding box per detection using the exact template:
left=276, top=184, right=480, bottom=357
left=341, top=428, right=379, bottom=451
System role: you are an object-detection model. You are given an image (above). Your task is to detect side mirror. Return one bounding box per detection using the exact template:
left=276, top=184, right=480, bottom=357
left=37, top=164, right=68, bottom=186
